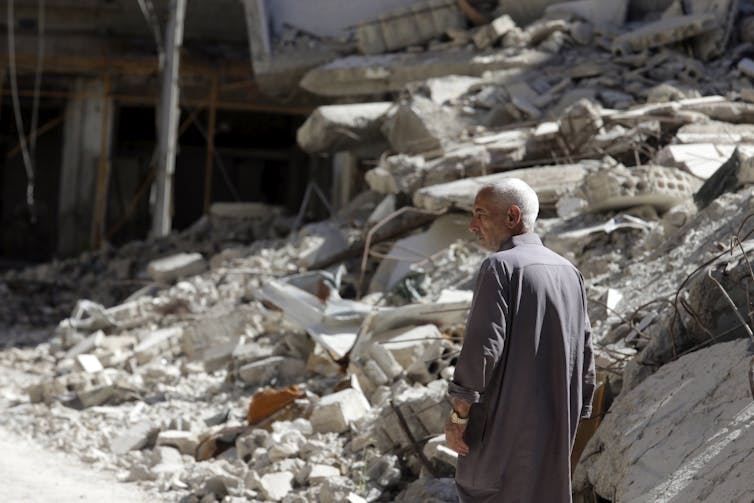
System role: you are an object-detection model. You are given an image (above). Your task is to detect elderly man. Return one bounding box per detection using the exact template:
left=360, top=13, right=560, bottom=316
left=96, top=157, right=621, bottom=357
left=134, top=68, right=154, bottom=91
left=445, top=179, right=595, bottom=502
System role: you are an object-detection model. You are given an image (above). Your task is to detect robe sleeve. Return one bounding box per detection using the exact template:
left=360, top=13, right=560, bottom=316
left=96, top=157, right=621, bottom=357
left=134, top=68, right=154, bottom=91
left=580, top=291, right=596, bottom=419
left=448, top=258, right=508, bottom=405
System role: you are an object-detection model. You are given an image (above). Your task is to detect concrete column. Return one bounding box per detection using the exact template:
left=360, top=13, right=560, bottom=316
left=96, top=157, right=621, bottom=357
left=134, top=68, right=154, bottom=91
left=332, top=151, right=358, bottom=211
left=57, top=78, right=113, bottom=256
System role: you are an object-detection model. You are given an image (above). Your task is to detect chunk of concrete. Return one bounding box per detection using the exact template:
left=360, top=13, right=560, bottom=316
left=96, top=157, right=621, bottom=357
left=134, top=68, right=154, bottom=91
left=558, top=98, right=603, bottom=154
left=296, top=103, right=391, bottom=154
left=739, top=57, right=754, bottom=79
left=675, top=121, right=754, bottom=144
left=583, top=164, right=702, bottom=213
left=110, top=421, right=159, bottom=455
left=424, top=75, right=482, bottom=105
left=156, top=430, right=199, bottom=456
left=237, top=356, right=307, bottom=387
left=134, top=327, right=183, bottom=365
left=259, top=471, right=294, bottom=501
left=151, top=446, right=184, bottom=476
left=423, top=434, right=458, bottom=469
left=574, top=339, right=754, bottom=502
left=357, top=0, right=465, bottom=55
left=147, top=253, right=207, bottom=283
left=473, top=14, right=516, bottom=49
left=64, top=330, right=105, bottom=360
left=382, top=95, right=464, bottom=155
left=612, top=13, right=717, bottom=55
left=307, top=463, right=341, bottom=484
left=310, top=387, right=371, bottom=433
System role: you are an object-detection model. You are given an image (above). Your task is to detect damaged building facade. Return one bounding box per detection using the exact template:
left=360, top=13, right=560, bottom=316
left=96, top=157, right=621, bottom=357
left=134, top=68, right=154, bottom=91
left=2, top=0, right=754, bottom=502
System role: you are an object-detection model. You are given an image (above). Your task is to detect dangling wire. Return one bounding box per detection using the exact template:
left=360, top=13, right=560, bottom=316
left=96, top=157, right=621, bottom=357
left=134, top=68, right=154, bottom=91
left=29, top=0, right=45, bottom=166
left=6, top=0, right=36, bottom=222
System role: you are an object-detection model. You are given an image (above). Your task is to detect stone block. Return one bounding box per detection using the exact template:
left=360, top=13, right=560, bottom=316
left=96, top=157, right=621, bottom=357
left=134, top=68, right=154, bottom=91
left=583, top=164, right=701, bottom=213
left=259, top=471, right=294, bottom=501
left=356, top=0, right=464, bottom=55
left=147, top=252, right=207, bottom=283
left=695, top=148, right=754, bottom=209
left=237, top=356, right=306, bottom=387
left=310, top=388, right=371, bottom=434
left=472, top=14, right=516, bottom=49
left=134, top=326, right=183, bottom=365
left=156, top=430, right=199, bottom=456
left=110, top=421, right=159, bottom=455
left=379, top=324, right=443, bottom=369
left=423, top=434, right=458, bottom=468
left=296, top=103, right=391, bottom=154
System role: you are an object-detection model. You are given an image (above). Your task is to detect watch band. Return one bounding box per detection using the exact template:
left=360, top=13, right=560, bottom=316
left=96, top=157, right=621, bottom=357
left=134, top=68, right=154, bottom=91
left=450, top=410, right=469, bottom=425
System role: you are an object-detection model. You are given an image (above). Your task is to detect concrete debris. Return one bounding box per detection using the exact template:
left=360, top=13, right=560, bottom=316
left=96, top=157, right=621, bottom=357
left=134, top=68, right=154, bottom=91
left=582, top=164, right=702, bottom=213
left=7, top=2, right=754, bottom=502
left=147, top=253, right=208, bottom=284
left=612, top=13, right=718, bottom=55
left=296, top=103, right=392, bottom=154
left=473, top=14, right=516, bottom=49
left=574, top=339, right=754, bottom=502
left=357, top=0, right=465, bottom=55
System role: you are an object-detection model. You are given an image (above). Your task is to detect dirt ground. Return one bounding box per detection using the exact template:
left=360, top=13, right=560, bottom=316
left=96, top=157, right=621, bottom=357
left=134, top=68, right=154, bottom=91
left=0, top=425, right=155, bottom=503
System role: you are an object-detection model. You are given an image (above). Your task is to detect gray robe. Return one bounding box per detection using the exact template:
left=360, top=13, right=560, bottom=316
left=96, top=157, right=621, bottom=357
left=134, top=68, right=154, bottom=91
left=449, top=233, right=595, bottom=503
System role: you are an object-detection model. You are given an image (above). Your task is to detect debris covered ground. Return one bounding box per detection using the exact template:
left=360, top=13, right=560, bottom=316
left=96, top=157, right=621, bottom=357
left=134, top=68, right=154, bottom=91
left=3, top=1, right=754, bottom=502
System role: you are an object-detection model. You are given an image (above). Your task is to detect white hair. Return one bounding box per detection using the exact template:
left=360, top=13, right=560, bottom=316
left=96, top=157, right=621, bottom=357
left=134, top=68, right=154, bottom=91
left=482, top=179, right=539, bottom=230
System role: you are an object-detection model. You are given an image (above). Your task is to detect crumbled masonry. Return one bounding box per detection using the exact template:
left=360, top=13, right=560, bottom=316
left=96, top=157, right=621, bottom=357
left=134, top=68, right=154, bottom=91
left=3, top=2, right=754, bottom=502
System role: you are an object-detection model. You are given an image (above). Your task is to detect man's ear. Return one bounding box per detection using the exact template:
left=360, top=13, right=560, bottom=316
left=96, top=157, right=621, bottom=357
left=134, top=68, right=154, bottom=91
left=507, top=205, right=522, bottom=228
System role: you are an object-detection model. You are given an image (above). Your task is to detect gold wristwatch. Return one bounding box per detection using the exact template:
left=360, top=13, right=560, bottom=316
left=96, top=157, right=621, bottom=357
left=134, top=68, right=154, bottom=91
left=450, top=410, right=469, bottom=425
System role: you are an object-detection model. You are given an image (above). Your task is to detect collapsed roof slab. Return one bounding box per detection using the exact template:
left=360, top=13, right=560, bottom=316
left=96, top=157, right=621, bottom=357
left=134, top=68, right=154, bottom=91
left=300, top=48, right=553, bottom=97
left=412, top=163, right=592, bottom=213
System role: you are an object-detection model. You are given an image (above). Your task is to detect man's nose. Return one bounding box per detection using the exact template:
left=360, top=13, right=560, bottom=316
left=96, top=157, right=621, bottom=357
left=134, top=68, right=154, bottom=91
left=469, top=217, right=478, bottom=232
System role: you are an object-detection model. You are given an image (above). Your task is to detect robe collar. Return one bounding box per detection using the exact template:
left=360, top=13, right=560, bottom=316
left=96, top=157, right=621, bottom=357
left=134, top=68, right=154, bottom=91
left=498, top=232, right=542, bottom=251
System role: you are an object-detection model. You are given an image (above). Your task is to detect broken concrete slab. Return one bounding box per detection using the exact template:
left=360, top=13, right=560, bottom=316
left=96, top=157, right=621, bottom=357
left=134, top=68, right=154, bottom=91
left=75, top=354, right=104, bottom=373
left=424, top=75, right=482, bottom=105
left=296, top=102, right=392, bottom=154
left=357, top=0, right=465, bottom=55
left=147, top=253, right=207, bottom=283
left=300, top=48, right=554, bottom=97
left=656, top=143, right=754, bottom=179
left=259, top=471, right=294, bottom=501
left=582, top=164, right=702, bottom=213
left=310, top=387, right=371, bottom=433
left=612, top=13, right=717, bottom=55
left=574, top=339, right=754, bottom=502
left=412, top=162, right=590, bottom=215
left=674, top=121, right=754, bottom=144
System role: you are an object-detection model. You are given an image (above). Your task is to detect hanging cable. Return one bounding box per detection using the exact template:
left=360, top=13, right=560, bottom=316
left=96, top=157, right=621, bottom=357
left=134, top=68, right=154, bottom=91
left=29, top=0, right=45, bottom=165
left=7, top=0, right=36, bottom=221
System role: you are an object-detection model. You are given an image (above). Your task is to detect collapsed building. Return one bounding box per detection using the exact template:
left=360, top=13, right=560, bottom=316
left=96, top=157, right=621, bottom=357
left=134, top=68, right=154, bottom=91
left=2, top=0, right=754, bottom=502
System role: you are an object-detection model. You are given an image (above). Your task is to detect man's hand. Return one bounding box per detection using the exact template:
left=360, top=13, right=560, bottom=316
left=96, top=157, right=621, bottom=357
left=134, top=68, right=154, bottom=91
left=445, top=418, right=469, bottom=456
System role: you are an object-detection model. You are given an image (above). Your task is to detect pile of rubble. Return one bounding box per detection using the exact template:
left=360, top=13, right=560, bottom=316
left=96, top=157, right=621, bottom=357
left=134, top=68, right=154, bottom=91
left=3, top=1, right=754, bottom=502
